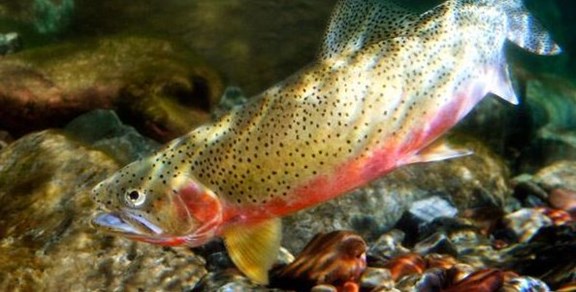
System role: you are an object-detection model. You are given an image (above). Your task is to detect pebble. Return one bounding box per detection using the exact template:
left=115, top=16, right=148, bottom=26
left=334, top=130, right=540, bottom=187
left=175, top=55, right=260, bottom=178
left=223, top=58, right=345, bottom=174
left=0, top=32, right=21, bottom=55
left=369, top=229, right=410, bottom=260
left=359, top=267, right=394, bottom=290
left=503, top=208, right=553, bottom=242
left=409, top=196, right=459, bottom=223
left=272, top=231, right=367, bottom=290
left=502, top=276, right=550, bottom=292
left=413, top=232, right=458, bottom=256
left=310, top=284, right=338, bottom=292
left=382, top=253, right=426, bottom=281
left=549, top=188, right=576, bottom=213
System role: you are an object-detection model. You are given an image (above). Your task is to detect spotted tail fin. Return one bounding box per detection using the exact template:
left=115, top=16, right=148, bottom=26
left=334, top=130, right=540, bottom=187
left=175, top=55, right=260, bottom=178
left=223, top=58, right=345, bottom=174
left=502, top=0, right=562, bottom=55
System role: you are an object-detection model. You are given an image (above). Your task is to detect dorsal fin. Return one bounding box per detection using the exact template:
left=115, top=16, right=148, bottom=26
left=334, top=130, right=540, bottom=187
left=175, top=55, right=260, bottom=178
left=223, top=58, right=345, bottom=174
left=319, top=0, right=419, bottom=61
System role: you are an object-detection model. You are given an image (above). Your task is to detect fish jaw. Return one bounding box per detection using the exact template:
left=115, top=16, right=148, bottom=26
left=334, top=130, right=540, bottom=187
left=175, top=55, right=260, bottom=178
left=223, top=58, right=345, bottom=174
left=91, top=210, right=221, bottom=247
left=92, top=211, right=191, bottom=246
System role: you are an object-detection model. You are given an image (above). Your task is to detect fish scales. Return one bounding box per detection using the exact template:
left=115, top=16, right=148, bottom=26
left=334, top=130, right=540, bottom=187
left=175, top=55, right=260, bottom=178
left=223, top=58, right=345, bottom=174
left=91, top=0, right=561, bottom=284
left=184, top=0, right=500, bottom=213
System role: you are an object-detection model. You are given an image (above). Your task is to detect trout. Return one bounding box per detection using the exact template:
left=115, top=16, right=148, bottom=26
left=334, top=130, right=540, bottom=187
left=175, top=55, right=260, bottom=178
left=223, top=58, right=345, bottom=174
left=91, top=0, right=561, bottom=283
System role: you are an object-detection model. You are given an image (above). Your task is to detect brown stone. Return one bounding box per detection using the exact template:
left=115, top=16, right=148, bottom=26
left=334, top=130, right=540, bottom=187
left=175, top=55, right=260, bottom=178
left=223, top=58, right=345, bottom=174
left=0, top=36, right=223, bottom=142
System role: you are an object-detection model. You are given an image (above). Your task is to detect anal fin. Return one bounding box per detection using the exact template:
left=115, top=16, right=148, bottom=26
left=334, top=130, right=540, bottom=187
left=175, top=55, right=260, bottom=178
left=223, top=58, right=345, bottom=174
left=222, top=218, right=282, bottom=284
left=404, top=138, right=472, bottom=165
left=491, top=64, right=519, bottom=105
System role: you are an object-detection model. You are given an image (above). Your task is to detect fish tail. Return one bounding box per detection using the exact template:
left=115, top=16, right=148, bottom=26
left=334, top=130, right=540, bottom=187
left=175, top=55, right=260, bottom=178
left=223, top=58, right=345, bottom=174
left=500, top=0, right=562, bottom=55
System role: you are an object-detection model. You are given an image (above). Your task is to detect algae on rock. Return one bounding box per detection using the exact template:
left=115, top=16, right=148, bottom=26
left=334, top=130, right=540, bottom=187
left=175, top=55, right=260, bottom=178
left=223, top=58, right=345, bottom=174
left=0, top=36, right=223, bottom=142
left=0, top=130, right=206, bottom=290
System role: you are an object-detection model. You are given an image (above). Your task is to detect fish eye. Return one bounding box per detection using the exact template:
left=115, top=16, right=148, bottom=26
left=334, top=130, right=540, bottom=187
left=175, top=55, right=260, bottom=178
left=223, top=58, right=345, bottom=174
left=125, top=190, right=146, bottom=207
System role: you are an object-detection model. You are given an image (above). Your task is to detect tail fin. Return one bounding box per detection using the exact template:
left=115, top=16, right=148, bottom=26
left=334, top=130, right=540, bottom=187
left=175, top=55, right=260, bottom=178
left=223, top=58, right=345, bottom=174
left=502, top=0, right=562, bottom=55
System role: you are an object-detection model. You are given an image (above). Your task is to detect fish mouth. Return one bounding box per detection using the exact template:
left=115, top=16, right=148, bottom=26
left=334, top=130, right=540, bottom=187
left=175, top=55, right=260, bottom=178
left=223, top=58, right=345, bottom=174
left=92, top=212, right=163, bottom=237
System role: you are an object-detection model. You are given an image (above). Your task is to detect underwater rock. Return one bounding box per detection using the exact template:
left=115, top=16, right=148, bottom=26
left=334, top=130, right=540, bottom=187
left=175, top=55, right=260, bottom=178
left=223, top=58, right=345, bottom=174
left=271, top=231, right=367, bottom=291
left=445, top=263, right=476, bottom=284
left=424, top=254, right=459, bottom=271
left=538, top=208, right=573, bottom=226
left=309, top=284, right=339, bottom=292
left=512, top=160, right=576, bottom=215
left=437, top=226, right=491, bottom=264
left=502, top=208, right=553, bottom=243
left=501, top=276, right=551, bottom=292
left=359, top=267, right=395, bottom=291
left=394, top=267, right=549, bottom=292
left=282, top=137, right=510, bottom=252
left=408, top=268, right=448, bottom=291
left=382, top=253, right=427, bottom=282
left=386, top=216, right=507, bottom=272
left=64, top=109, right=160, bottom=165
left=504, top=223, right=576, bottom=290
left=0, top=36, right=223, bottom=141
left=394, top=196, right=459, bottom=246
left=516, top=78, right=576, bottom=172
left=191, top=270, right=269, bottom=292
left=355, top=222, right=564, bottom=292
left=459, top=206, right=507, bottom=238
left=274, top=188, right=572, bottom=291
left=0, top=32, right=22, bottom=55
left=212, top=86, right=249, bottom=120
left=548, top=188, right=576, bottom=215
left=443, top=269, right=505, bottom=292
left=397, top=212, right=489, bottom=256
left=533, top=161, right=576, bottom=212
left=511, top=174, right=550, bottom=208
left=368, top=229, right=410, bottom=260
left=0, top=130, right=207, bottom=290
left=407, top=196, right=459, bottom=223
left=413, top=233, right=458, bottom=256
left=0, top=130, right=13, bottom=150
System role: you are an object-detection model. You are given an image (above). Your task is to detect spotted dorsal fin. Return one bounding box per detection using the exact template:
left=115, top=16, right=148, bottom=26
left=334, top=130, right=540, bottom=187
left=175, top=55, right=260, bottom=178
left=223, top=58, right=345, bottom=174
left=319, top=0, right=420, bottom=61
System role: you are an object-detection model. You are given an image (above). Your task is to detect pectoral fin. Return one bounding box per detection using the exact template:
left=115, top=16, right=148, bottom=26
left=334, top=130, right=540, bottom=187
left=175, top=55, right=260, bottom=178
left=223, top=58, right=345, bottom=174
left=403, top=138, right=472, bottom=165
left=222, top=218, right=282, bottom=284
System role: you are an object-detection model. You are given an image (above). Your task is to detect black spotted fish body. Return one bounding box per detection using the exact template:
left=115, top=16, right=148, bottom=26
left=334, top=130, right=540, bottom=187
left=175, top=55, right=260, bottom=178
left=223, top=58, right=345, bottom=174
left=91, top=0, right=561, bottom=284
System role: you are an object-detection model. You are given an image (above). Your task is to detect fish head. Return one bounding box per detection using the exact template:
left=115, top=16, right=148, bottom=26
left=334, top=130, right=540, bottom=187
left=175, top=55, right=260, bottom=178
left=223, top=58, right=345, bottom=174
left=90, top=157, right=223, bottom=247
